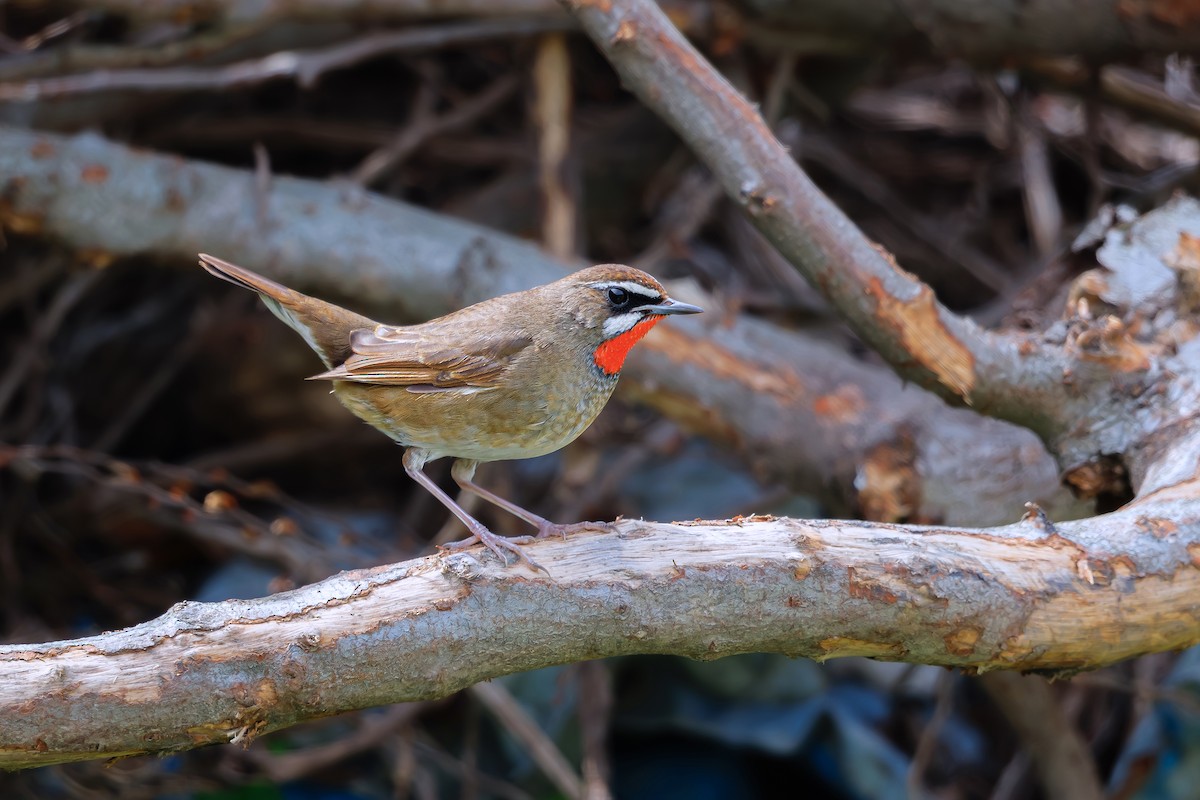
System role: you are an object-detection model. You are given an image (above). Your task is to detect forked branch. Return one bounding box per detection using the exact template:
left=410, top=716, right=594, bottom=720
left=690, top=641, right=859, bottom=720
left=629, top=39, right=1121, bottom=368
left=562, top=0, right=1102, bottom=442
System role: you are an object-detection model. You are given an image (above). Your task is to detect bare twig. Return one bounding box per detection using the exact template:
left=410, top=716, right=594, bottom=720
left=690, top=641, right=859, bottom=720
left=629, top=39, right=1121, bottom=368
left=799, top=134, right=1014, bottom=294
left=762, top=53, right=797, bottom=124
left=633, top=167, right=723, bottom=270
left=6, top=11, right=95, bottom=53
left=989, top=751, right=1032, bottom=800
left=0, top=256, right=64, bottom=321
left=551, top=420, right=678, bottom=524
left=186, top=427, right=380, bottom=472
left=0, top=17, right=570, bottom=100
left=577, top=661, right=613, bottom=800
left=1027, top=60, right=1200, bottom=140
left=353, top=73, right=520, bottom=187
left=979, top=672, right=1104, bottom=800
left=470, top=681, right=583, bottom=798
left=1, top=443, right=345, bottom=579
left=907, top=670, right=955, bottom=799
left=533, top=32, right=576, bottom=259
left=0, top=269, right=101, bottom=421
left=252, top=142, right=273, bottom=229
left=1068, top=672, right=1200, bottom=715
left=1016, top=95, right=1063, bottom=257
left=407, top=734, right=533, bottom=800
left=353, top=81, right=438, bottom=186
left=91, top=304, right=215, bottom=453
left=243, top=703, right=431, bottom=783
left=0, top=23, right=272, bottom=82
left=30, top=0, right=564, bottom=26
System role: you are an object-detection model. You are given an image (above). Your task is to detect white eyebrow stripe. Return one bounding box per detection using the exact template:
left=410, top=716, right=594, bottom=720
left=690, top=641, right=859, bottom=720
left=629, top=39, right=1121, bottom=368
left=589, top=280, right=663, bottom=300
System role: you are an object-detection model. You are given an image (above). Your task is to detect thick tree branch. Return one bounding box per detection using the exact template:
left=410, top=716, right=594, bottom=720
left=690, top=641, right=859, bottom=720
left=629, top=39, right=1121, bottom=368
left=19, top=0, right=1200, bottom=61
left=565, top=0, right=1200, bottom=492
left=563, top=0, right=1099, bottom=442
left=0, top=125, right=1086, bottom=524
left=3, top=485, right=1200, bottom=770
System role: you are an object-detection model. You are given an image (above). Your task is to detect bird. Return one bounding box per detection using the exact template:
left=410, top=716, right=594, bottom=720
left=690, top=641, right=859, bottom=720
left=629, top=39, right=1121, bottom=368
left=198, top=254, right=702, bottom=571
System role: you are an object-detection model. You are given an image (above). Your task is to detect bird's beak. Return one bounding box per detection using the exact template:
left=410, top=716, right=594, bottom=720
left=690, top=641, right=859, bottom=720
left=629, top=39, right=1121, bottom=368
left=643, top=298, right=703, bottom=315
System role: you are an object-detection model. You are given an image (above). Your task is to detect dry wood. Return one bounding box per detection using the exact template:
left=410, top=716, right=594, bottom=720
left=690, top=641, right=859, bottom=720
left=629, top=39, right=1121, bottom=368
left=3, top=488, right=1199, bottom=769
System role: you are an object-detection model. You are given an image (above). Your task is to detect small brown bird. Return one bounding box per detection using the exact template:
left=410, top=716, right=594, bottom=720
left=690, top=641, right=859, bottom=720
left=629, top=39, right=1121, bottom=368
left=199, top=254, right=701, bottom=570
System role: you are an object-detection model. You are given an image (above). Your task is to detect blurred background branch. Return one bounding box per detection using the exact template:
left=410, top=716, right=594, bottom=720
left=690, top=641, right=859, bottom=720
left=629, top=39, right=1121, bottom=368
left=0, top=124, right=1087, bottom=525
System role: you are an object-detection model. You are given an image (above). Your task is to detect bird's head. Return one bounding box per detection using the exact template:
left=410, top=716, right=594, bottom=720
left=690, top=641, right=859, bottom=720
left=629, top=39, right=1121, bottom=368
left=554, top=264, right=703, bottom=376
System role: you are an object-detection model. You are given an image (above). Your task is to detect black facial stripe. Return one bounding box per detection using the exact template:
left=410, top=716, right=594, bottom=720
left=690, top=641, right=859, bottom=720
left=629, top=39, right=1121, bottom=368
left=621, top=287, right=661, bottom=302
left=596, top=282, right=662, bottom=312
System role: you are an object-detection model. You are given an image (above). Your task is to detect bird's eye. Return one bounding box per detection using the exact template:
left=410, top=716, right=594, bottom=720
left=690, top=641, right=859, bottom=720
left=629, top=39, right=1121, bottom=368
left=607, top=287, right=631, bottom=308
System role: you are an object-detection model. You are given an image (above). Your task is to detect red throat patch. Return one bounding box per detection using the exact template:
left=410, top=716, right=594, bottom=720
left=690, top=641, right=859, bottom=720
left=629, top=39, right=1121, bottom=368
left=593, top=317, right=662, bottom=376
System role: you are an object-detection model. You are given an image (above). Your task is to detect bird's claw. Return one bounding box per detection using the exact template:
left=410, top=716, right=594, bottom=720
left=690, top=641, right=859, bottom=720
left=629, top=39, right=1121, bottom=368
left=440, top=529, right=547, bottom=575
left=437, top=519, right=612, bottom=573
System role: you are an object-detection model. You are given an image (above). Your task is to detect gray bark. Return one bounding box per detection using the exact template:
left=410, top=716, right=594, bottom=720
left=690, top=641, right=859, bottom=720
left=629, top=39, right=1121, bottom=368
left=3, top=495, right=1199, bottom=769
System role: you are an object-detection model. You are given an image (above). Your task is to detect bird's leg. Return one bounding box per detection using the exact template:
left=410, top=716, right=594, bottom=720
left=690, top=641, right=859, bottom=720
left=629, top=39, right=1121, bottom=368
left=402, top=450, right=545, bottom=573
left=451, top=459, right=611, bottom=540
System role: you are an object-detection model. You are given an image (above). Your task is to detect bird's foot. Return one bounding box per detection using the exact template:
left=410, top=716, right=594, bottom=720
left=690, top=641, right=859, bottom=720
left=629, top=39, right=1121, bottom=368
left=440, top=527, right=547, bottom=574
left=535, top=519, right=613, bottom=540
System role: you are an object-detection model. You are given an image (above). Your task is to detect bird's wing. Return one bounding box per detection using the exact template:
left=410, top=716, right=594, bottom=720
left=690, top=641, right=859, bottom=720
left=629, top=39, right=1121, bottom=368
left=308, top=323, right=534, bottom=390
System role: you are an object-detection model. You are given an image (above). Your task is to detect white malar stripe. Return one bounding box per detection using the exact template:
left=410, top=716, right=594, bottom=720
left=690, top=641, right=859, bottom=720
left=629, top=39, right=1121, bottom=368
left=589, top=280, right=662, bottom=301
left=602, top=311, right=644, bottom=338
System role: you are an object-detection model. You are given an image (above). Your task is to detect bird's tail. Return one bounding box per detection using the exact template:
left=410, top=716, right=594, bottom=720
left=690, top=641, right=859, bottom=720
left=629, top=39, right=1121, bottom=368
left=198, top=254, right=375, bottom=369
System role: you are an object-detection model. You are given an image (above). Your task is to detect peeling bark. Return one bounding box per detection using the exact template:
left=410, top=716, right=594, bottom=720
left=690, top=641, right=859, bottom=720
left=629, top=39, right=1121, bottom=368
left=3, top=490, right=1200, bottom=769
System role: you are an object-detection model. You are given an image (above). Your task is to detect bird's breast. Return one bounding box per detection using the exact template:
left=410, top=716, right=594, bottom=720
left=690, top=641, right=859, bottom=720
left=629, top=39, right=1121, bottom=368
left=331, top=355, right=620, bottom=462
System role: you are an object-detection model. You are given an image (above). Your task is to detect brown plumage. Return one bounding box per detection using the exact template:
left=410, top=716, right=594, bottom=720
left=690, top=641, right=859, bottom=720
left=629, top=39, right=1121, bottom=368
left=199, top=254, right=702, bottom=571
